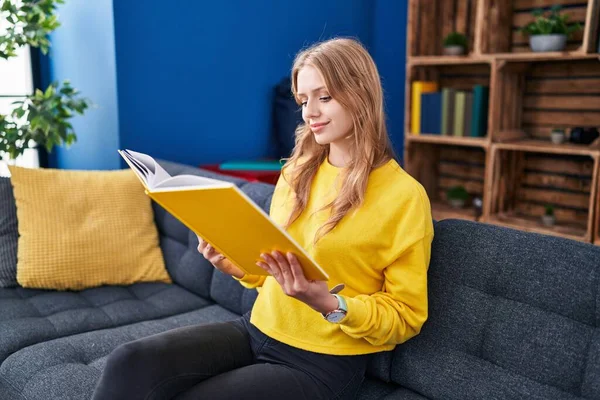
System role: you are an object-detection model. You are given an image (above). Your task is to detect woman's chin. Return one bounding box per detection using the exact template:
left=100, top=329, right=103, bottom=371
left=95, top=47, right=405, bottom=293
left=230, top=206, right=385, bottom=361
left=313, top=134, right=331, bottom=145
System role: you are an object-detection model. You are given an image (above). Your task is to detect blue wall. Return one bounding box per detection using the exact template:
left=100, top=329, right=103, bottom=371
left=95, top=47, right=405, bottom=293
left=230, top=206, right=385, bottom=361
left=45, top=0, right=120, bottom=169
left=113, top=0, right=374, bottom=167
left=46, top=0, right=407, bottom=170
left=373, top=0, right=408, bottom=164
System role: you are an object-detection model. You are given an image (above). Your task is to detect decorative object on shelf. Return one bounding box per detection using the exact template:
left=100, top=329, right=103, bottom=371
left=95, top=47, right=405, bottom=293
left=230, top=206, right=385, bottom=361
left=550, top=128, right=567, bottom=144
left=520, top=5, right=582, bottom=52
left=442, top=32, right=468, bottom=56
left=541, top=204, right=556, bottom=227
left=569, top=127, right=600, bottom=145
left=446, top=185, right=469, bottom=209
left=0, top=0, right=93, bottom=161
left=473, top=197, right=483, bottom=220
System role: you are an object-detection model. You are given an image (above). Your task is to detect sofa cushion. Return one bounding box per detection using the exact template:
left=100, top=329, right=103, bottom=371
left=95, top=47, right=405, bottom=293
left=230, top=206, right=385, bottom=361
left=0, top=304, right=238, bottom=400
left=0, top=177, right=18, bottom=288
left=0, top=282, right=211, bottom=364
left=210, top=269, right=258, bottom=315
left=8, top=166, right=170, bottom=290
left=391, top=219, right=600, bottom=400
left=356, top=380, right=427, bottom=400
left=239, top=181, right=275, bottom=212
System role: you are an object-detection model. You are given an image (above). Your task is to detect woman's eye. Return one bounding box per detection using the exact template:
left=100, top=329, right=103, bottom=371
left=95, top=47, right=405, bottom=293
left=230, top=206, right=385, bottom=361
left=301, top=101, right=307, bottom=107
left=320, top=96, right=331, bottom=102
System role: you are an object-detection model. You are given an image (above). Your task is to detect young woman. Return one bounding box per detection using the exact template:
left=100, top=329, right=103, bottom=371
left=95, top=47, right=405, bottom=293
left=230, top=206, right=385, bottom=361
left=92, top=37, right=433, bottom=400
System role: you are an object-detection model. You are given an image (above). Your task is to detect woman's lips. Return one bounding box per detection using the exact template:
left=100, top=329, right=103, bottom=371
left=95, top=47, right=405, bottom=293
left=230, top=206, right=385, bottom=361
left=310, top=121, right=330, bottom=133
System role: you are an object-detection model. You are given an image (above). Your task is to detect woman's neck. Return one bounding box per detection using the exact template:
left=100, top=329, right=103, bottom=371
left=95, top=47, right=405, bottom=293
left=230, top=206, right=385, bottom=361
left=328, top=142, right=351, bottom=168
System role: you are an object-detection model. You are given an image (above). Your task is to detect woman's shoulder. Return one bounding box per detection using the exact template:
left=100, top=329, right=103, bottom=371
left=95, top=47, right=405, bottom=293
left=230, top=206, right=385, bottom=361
left=373, top=159, right=427, bottom=197
left=369, top=159, right=431, bottom=217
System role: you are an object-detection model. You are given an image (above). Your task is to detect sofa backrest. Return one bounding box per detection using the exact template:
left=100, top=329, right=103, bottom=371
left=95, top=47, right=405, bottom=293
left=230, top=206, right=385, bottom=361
left=392, top=219, right=600, bottom=399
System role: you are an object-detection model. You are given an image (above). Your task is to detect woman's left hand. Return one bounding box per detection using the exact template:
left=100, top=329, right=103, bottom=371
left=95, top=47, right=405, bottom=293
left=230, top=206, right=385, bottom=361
left=257, top=251, right=339, bottom=315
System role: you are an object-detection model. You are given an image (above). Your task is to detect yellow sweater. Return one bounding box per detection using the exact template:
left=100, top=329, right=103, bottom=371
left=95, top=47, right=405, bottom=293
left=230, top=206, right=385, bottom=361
left=237, top=157, right=434, bottom=355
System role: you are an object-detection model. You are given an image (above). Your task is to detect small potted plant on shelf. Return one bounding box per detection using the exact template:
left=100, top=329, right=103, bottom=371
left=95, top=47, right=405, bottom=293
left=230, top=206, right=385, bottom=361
left=541, top=204, right=556, bottom=227
left=443, top=32, right=468, bottom=56
left=520, top=5, right=582, bottom=52
left=550, top=128, right=567, bottom=144
left=446, top=185, right=469, bottom=208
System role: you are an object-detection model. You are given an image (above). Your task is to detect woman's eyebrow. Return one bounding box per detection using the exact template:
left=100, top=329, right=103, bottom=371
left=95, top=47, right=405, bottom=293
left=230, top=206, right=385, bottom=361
left=296, top=86, right=326, bottom=97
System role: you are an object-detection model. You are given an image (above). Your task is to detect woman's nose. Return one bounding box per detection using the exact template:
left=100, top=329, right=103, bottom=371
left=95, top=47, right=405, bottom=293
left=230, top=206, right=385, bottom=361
left=303, top=100, right=320, bottom=119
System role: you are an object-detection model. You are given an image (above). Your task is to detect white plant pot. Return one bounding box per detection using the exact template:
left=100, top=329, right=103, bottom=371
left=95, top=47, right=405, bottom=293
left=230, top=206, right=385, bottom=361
left=551, top=131, right=566, bottom=144
left=449, top=198, right=465, bottom=208
left=443, top=45, right=465, bottom=56
left=529, top=34, right=567, bottom=52
left=541, top=214, right=556, bottom=227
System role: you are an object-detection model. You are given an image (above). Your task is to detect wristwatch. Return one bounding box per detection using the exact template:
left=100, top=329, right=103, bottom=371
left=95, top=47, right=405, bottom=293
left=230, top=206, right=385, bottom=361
left=322, top=294, right=347, bottom=323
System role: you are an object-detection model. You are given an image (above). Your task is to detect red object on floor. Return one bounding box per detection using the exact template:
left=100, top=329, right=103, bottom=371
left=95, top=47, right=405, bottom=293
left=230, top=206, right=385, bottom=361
left=199, top=164, right=281, bottom=185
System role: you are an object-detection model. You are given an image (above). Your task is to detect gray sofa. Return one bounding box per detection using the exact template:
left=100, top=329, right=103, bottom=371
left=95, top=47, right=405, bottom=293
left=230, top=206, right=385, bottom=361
left=1, top=159, right=599, bottom=400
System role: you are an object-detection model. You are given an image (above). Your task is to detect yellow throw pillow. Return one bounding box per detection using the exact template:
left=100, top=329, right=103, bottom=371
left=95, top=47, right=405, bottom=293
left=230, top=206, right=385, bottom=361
left=8, top=166, right=171, bottom=291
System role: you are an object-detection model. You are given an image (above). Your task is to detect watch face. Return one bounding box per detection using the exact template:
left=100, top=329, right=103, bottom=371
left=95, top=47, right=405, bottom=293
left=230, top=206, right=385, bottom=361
left=326, top=311, right=346, bottom=323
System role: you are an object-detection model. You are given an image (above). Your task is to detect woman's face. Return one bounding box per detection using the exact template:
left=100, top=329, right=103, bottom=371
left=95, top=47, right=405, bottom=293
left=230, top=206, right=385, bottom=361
left=296, top=65, right=353, bottom=146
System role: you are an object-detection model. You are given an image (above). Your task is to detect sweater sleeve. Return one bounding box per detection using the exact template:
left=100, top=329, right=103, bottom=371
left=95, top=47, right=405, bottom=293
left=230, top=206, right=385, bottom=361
left=233, top=274, right=267, bottom=289
left=339, top=230, right=433, bottom=346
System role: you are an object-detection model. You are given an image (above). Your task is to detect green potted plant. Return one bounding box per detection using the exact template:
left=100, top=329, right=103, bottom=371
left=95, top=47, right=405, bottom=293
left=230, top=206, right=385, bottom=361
left=446, top=185, right=469, bottom=208
left=541, top=204, right=555, bottom=227
left=0, top=0, right=92, bottom=161
left=519, top=5, right=582, bottom=52
left=443, top=32, right=468, bottom=56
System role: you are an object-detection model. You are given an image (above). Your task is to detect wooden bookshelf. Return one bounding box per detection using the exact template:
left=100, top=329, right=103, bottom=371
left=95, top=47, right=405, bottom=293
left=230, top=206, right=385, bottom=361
left=486, top=147, right=599, bottom=242
left=404, top=0, right=600, bottom=244
left=594, top=155, right=600, bottom=245
left=406, top=134, right=488, bottom=148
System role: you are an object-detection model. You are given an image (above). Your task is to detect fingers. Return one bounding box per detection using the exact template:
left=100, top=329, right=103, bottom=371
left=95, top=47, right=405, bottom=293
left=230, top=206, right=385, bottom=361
left=259, top=252, right=281, bottom=280
left=271, top=251, right=293, bottom=281
left=197, top=238, right=225, bottom=264
left=286, top=253, right=305, bottom=282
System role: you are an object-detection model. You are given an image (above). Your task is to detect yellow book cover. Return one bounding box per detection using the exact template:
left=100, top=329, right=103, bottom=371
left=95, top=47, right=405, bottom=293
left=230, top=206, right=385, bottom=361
left=118, top=149, right=329, bottom=281
left=411, top=81, right=439, bottom=135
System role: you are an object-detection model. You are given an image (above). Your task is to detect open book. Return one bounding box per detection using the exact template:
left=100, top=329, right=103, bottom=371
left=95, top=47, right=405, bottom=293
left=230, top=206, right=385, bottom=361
left=118, top=149, right=329, bottom=281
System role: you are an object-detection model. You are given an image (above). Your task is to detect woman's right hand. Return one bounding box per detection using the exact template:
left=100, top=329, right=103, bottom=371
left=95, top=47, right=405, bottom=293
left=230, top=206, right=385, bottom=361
left=197, top=236, right=245, bottom=279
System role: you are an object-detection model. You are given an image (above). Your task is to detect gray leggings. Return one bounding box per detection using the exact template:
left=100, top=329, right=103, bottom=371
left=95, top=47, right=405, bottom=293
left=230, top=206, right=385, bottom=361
left=91, top=313, right=369, bottom=400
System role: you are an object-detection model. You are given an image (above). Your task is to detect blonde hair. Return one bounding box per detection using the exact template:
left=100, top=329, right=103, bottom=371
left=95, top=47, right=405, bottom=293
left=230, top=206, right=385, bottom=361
left=281, top=37, right=397, bottom=245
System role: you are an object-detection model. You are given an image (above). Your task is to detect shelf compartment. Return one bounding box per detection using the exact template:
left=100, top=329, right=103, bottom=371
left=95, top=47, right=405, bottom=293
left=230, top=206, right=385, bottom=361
left=406, top=63, right=492, bottom=140
left=487, top=147, right=599, bottom=242
left=492, top=58, right=600, bottom=144
left=486, top=213, right=588, bottom=243
left=405, top=143, right=487, bottom=222
left=479, top=0, right=599, bottom=55
left=407, top=0, right=480, bottom=57
left=493, top=138, right=600, bottom=156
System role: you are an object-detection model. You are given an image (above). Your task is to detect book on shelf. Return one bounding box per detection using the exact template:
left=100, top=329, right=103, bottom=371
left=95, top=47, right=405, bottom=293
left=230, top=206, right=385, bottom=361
left=441, top=88, right=456, bottom=136
left=470, top=85, right=489, bottom=137
left=411, top=81, right=439, bottom=135
left=463, top=92, right=474, bottom=137
left=420, top=92, right=443, bottom=134
left=453, top=91, right=467, bottom=136
left=118, top=149, right=329, bottom=281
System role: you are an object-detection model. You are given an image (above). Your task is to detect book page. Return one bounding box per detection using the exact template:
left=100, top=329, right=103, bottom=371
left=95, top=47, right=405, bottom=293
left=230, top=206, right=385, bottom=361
left=119, top=150, right=150, bottom=187
left=153, top=174, right=233, bottom=189
left=125, top=149, right=171, bottom=187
